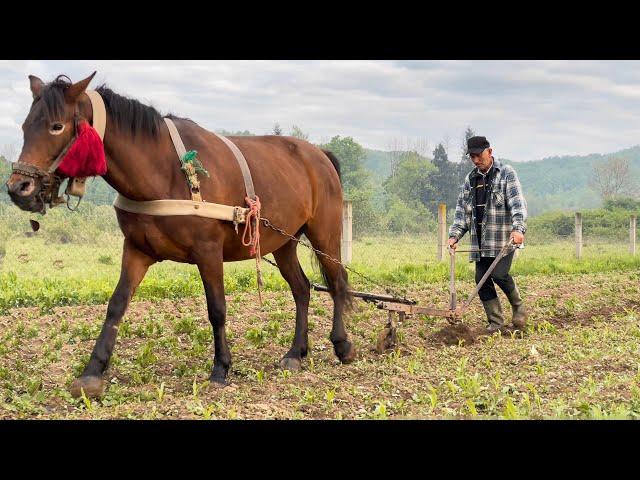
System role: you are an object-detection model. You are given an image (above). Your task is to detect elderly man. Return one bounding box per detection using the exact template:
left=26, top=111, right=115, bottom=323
left=448, top=136, right=528, bottom=333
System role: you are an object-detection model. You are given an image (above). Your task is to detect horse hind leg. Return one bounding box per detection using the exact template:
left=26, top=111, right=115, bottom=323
left=272, top=238, right=311, bottom=371
left=304, top=222, right=356, bottom=364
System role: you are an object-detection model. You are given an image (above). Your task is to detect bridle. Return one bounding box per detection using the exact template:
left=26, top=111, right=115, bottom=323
left=10, top=89, right=106, bottom=214
left=11, top=107, right=80, bottom=213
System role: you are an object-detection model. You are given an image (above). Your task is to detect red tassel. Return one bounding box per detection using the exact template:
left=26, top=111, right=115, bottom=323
left=56, top=121, right=107, bottom=178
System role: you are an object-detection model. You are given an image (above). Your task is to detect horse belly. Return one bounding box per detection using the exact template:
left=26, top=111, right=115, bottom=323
left=116, top=210, right=199, bottom=263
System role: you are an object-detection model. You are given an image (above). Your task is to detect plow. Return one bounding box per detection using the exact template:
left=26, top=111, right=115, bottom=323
left=311, top=239, right=518, bottom=353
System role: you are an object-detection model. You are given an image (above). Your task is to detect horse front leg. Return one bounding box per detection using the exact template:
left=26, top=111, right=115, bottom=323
left=196, top=247, right=231, bottom=385
left=70, top=239, right=155, bottom=398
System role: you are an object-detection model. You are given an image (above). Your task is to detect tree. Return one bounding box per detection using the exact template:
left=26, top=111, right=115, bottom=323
left=320, top=136, right=369, bottom=193
left=410, top=141, right=468, bottom=214
left=0, top=155, right=11, bottom=204
left=442, top=133, right=451, bottom=158
left=460, top=126, right=476, bottom=162
left=386, top=137, right=429, bottom=177
left=272, top=123, right=283, bottom=136
left=386, top=137, right=404, bottom=177
left=319, top=136, right=379, bottom=237
left=603, top=196, right=640, bottom=211
left=454, top=126, right=476, bottom=187
left=216, top=129, right=256, bottom=136
left=589, top=157, right=637, bottom=200
left=289, top=125, right=309, bottom=141
left=382, top=195, right=435, bottom=234
left=433, top=142, right=448, bottom=167
left=383, top=151, right=436, bottom=209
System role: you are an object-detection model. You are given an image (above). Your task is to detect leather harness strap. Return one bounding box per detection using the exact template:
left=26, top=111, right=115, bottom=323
left=213, top=132, right=256, bottom=200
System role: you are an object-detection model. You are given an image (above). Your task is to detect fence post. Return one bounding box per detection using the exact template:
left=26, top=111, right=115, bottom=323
left=437, top=203, right=447, bottom=262
left=575, top=212, right=582, bottom=259
left=341, top=200, right=352, bottom=264
left=631, top=215, right=637, bottom=256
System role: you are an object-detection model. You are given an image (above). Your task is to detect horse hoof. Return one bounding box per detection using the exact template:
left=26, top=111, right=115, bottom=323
left=208, top=377, right=230, bottom=389
left=70, top=376, right=105, bottom=399
left=280, top=357, right=302, bottom=371
left=338, top=342, right=357, bottom=364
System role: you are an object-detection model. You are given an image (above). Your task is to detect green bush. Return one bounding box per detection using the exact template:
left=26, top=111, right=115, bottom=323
left=528, top=205, right=638, bottom=242
left=603, top=197, right=640, bottom=212
left=382, top=196, right=436, bottom=234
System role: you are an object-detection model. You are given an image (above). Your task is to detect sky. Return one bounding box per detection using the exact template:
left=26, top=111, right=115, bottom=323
left=1, top=60, right=640, bottom=162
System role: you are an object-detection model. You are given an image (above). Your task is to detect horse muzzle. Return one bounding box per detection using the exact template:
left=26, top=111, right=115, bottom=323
left=6, top=173, right=46, bottom=213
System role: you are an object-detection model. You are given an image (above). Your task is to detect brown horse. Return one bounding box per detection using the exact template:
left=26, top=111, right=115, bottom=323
left=6, top=72, right=355, bottom=398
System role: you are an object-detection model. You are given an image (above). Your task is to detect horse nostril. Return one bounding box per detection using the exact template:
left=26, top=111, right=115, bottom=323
left=12, top=179, right=36, bottom=197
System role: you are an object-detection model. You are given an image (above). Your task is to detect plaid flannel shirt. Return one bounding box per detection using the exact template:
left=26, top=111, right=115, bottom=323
left=448, top=158, right=527, bottom=262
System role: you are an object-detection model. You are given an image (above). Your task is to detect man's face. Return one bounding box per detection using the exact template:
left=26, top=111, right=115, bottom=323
left=469, top=147, right=493, bottom=172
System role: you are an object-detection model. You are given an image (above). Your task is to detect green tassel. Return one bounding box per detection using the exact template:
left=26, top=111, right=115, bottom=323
left=182, top=150, right=198, bottom=163
left=180, top=150, right=210, bottom=178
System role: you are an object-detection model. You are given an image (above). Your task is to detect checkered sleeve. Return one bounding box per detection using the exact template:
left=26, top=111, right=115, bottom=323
left=504, top=166, right=527, bottom=234
left=448, top=176, right=470, bottom=241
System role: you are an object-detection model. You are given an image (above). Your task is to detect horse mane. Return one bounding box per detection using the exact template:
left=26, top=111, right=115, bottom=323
left=39, top=75, right=194, bottom=139
left=95, top=84, right=164, bottom=138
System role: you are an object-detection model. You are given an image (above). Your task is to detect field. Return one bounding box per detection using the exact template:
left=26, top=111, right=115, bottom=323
left=0, top=207, right=639, bottom=419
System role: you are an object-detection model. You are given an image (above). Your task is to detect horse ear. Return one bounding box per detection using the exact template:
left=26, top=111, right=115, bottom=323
left=64, top=71, right=97, bottom=102
left=28, top=75, right=44, bottom=99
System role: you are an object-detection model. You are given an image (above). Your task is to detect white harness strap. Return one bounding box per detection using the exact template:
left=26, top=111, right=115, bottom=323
left=213, top=132, right=256, bottom=200
left=164, top=117, right=188, bottom=161
left=113, top=113, right=254, bottom=225
left=163, top=118, right=257, bottom=204
left=114, top=195, right=248, bottom=223
left=85, top=90, right=106, bottom=141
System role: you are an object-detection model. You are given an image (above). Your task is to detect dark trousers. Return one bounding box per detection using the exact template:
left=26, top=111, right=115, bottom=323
left=475, top=252, right=516, bottom=302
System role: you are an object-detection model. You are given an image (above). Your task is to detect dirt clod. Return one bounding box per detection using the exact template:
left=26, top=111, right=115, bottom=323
left=428, top=323, right=476, bottom=346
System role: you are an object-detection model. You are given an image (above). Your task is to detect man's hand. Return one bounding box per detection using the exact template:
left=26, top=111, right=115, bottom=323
left=448, top=237, right=458, bottom=250
left=510, top=231, right=524, bottom=245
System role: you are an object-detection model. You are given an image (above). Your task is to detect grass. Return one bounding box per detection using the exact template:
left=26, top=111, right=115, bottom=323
left=2, top=269, right=636, bottom=420
left=1, top=229, right=638, bottom=314
left=0, top=207, right=639, bottom=419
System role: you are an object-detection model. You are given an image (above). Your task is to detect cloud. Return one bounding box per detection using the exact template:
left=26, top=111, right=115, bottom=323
left=2, top=60, right=640, bottom=162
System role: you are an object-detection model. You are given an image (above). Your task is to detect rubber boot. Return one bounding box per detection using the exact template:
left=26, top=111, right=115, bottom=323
left=505, top=284, right=528, bottom=329
left=482, top=297, right=505, bottom=333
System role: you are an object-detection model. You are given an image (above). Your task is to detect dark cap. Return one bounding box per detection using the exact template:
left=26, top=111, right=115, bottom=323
left=466, top=136, right=490, bottom=155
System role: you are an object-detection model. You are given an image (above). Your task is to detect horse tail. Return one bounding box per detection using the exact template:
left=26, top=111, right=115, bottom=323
left=310, top=149, right=352, bottom=310
left=321, top=149, right=342, bottom=183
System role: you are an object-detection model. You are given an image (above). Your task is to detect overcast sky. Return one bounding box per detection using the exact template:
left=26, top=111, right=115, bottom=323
left=2, top=60, right=640, bottom=162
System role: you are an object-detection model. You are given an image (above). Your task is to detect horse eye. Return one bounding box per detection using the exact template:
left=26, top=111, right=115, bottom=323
left=49, top=123, right=65, bottom=135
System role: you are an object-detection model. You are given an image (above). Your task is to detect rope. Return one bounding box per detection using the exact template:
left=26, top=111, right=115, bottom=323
left=242, top=195, right=263, bottom=304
